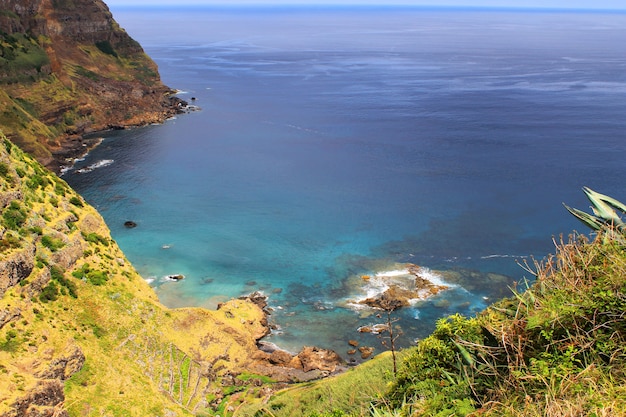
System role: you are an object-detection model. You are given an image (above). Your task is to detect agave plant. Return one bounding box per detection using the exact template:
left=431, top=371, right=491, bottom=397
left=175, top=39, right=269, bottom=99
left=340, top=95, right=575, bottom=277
left=563, top=187, right=626, bottom=233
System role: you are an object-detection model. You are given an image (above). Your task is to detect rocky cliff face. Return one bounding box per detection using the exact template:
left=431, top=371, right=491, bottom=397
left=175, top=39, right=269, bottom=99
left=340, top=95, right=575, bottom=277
left=0, top=136, right=270, bottom=416
left=0, top=0, right=184, bottom=172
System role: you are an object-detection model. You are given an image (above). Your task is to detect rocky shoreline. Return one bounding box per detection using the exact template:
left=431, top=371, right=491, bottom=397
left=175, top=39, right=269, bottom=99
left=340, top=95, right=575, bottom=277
left=51, top=95, right=191, bottom=175
left=232, top=292, right=347, bottom=382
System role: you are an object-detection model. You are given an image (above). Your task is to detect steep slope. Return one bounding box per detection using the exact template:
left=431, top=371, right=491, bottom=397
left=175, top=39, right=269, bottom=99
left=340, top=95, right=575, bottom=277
left=0, top=0, right=184, bottom=172
left=0, top=135, right=275, bottom=416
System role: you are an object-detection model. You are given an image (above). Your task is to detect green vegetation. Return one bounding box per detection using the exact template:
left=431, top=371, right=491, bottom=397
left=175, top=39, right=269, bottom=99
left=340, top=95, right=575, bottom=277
left=39, top=281, right=59, bottom=302
left=565, top=186, right=626, bottom=234
left=71, top=263, right=109, bottom=286
left=40, top=234, right=65, bottom=252
left=82, top=231, right=110, bottom=246
left=95, top=40, right=118, bottom=58
left=50, top=265, right=78, bottom=298
left=0, top=33, right=50, bottom=84
left=69, top=195, right=84, bottom=207
left=1, top=200, right=27, bottom=229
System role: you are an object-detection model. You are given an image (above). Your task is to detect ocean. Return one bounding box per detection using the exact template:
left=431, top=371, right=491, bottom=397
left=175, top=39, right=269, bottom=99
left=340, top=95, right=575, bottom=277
left=64, top=7, right=626, bottom=357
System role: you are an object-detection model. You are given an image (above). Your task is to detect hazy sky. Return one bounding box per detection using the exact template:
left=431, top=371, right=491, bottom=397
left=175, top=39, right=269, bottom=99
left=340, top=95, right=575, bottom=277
left=104, top=0, right=626, bottom=10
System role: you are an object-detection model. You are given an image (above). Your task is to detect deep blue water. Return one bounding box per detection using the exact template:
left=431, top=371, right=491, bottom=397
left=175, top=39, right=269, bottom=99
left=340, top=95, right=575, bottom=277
left=64, top=7, right=626, bottom=356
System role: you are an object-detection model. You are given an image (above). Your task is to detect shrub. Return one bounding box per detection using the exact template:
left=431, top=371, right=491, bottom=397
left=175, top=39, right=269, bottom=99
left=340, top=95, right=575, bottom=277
left=95, top=40, right=118, bottom=57
left=86, top=270, right=108, bottom=286
left=26, top=174, right=49, bottom=190
left=72, top=263, right=109, bottom=286
left=69, top=196, right=83, bottom=207
left=41, top=235, right=65, bottom=252
left=0, top=162, right=10, bottom=178
left=50, top=265, right=77, bottom=298
left=54, top=182, right=67, bottom=196
left=0, top=232, right=21, bottom=252
left=39, top=281, right=59, bottom=302
left=2, top=200, right=27, bottom=229
left=83, top=232, right=109, bottom=246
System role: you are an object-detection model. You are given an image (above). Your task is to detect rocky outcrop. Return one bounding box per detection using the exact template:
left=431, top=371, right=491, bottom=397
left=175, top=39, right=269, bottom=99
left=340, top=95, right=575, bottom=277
left=35, top=345, right=86, bottom=380
left=253, top=341, right=346, bottom=382
left=0, top=0, right=186, bottom=172
left=0, top=244, right=36, bottom=297
left=1, top=380, right=68, bottom=417
left=357, top=264, right=449, bottom=310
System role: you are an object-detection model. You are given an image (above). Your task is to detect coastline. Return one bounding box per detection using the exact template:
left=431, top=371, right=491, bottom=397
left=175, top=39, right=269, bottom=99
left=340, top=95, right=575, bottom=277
left=51, top=94, right=193, bottom=175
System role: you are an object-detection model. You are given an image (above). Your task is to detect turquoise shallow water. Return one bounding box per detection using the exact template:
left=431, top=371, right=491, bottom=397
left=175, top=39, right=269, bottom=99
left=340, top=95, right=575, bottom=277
left=65, top=8, right=626, bottom=356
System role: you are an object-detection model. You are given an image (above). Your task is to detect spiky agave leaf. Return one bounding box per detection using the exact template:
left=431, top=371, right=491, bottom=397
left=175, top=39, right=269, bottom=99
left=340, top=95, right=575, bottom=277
left=583, top=187, right=626, bottom=216
left=563, top=203, right=609, bottom=231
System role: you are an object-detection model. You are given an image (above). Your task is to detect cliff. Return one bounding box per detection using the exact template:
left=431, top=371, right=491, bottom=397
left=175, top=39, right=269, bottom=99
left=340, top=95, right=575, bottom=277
left=0, top=135, right=273, bottom=415
left=0, top=0, right=185, bottom=173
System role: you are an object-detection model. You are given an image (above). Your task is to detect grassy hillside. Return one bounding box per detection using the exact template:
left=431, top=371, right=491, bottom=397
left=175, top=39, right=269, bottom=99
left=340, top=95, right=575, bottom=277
left=243, top=231, right=626, bottom=416
left=0, top=134, right=274, bottom=416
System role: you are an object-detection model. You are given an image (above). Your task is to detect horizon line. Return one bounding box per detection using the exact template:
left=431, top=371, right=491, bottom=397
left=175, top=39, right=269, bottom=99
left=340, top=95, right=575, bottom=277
left=107, top=4, right=626, bottom=13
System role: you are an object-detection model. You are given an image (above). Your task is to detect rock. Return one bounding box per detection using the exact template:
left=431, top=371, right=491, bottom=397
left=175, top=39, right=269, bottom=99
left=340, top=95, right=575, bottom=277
left=348, top=339, right=359, bottom=347
left=347, top=349, right=357, bottom=355
left=36, top=346, right=85, bottom=380
left=0, top=308, right=22, bottom=330
left=166, top=274, right=185, bottom=281
left=296, top=346, right=344, bottom=373
left=269, top=350, right=293, bottom=366
left=7, top=380, right=67, bottom=417
left=357, top=265, right=449, bottom=311
left=358, top=346, right=375, bottom=359
left=123, top=220, right=137, bottom=228
left=358, top=324, right=389, bottom=334
left=0, top=243, right=36, bottom=297
left=239, top=291, right=269, bottom=312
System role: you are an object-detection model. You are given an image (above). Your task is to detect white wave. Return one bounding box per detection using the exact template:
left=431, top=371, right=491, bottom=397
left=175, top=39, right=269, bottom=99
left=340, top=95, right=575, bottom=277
left=481, top=254, right=527, bottom=259
left=144, top=276, right=156, bottom=284
left=75, top=159, right=114, bottom=174
left=375, top=268, right=410, bottom=278
left=418, top=267, right=453, bottom=288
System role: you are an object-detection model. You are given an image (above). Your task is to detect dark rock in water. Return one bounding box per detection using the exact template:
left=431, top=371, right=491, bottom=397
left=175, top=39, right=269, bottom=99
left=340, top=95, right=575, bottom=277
left=167, top=274, right=185, bottom=281
left=358, top=346, right=375, bottom=359
left=245, top=280, right=257, bottom=286
left=123, top=220, right=137, bottom=228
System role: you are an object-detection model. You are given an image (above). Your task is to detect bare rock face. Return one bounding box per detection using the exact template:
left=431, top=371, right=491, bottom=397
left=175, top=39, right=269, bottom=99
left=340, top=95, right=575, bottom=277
left=0, top=244, right=36, bottom=297
left=2, top=380, right=68, bottom=417
left=36, top=345, right=86, bottom=380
